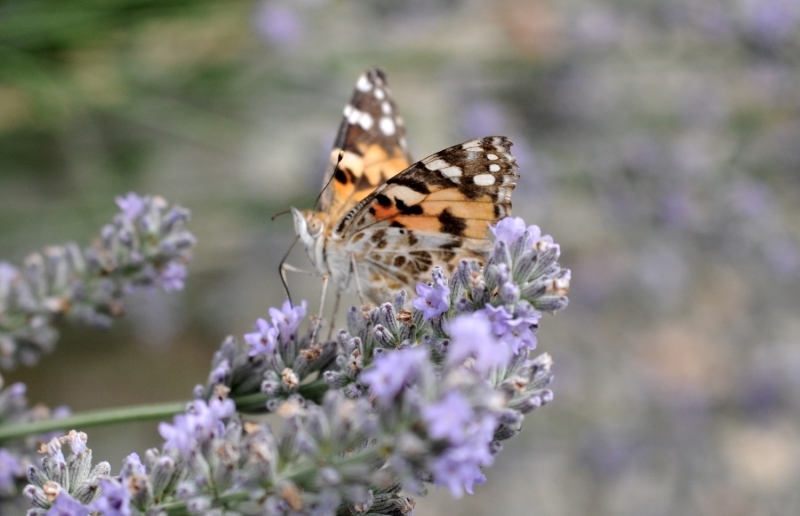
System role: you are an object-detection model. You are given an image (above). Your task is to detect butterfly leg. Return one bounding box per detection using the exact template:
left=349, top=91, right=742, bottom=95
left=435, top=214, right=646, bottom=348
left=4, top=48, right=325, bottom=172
left=309, top=273, right=329, bottom=344
left=350, top=254, right=366, bottom=305
left=280, top=261, right=331, bottom=343
left=326, top=291, right=342, bottom=341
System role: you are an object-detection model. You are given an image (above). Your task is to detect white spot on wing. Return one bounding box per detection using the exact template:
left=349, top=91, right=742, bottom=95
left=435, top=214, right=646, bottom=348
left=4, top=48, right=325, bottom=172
left=374, top=88, right=385, bottom=100
left=358, top=112, right=374, bottom=130
left=489, top=164, right=501, bottom=172
left=441, top=166, right=463, bottom=178
left=356, top=74, right=372, bottom=92
left=473, top=174, right=496, bottom=186
left=347, top=108, right=361, bottom=124
left=425, top=159, right=449, bottom=171
left=381, top=101, right=392, bottom=115
left=462, top=140, right=482, bottom=149
left=343, top=104, right=353, bottom=117
left=487, top=153, right=498, bottom=160
left=379, top=117, right=396, bottom=136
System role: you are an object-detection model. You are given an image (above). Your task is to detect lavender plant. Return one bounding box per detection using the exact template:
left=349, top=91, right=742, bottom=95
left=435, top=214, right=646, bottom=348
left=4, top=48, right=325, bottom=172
left=3, top=211, right=570, bottom=516
left=0, top=193, right=196, bottom=507
left=0, top=193, right=196, bottom=369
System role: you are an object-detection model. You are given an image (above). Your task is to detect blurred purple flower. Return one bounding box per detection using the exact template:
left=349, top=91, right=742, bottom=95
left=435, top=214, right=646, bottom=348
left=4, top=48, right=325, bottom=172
left=157, top=262, right=187, bottom=292
left=253, top=2, right=305, bottom=47
left=361, top=347, right=428, bottom=404
left=447, top=313, right=511, bottom=375
left=115, top=192, right=145, bottom=222
left=0, top=448, right=22, bottom=494
left=428, top=413, right=497, bottom=498
left=245, top=318, right=279, bottom=357
left=158, top=413, right=195, bottom=457
left=89, top=479, right=131, bottom=516
left=743, top=0, right=798, bottom=44
left=423, top=390, right=474, bottom=444
left=47, top=493, right=90, bottom=516
left=460, top=101, right=508, bottom=138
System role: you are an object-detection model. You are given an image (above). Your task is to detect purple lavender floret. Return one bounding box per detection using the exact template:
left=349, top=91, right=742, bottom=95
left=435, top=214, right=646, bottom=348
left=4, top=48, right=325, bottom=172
left=412, top=271, right=450, bottom=320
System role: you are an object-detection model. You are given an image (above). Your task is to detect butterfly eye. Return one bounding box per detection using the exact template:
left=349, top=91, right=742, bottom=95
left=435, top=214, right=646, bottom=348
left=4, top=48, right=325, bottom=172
left=307, top=217, right=324, bottom=236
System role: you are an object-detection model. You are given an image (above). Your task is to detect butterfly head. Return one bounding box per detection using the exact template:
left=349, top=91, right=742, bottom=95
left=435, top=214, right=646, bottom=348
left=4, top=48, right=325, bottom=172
left=291, top=207, right=329, bottom=272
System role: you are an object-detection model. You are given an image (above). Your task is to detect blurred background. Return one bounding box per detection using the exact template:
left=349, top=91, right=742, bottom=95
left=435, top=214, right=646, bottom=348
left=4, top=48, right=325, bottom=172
left=1, top=0, right=800, bottom=514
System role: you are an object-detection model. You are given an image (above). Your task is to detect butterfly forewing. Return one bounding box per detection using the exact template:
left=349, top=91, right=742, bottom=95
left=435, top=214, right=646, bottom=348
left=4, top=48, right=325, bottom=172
left=336, top=136, right=518, bottom=238
left=329, top=136, right=519, bottom=301
left=318, top=68, right=412, bottom=222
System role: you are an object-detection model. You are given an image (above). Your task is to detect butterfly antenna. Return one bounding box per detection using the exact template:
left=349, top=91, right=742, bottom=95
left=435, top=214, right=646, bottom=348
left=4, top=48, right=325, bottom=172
left=279, top=235, right=300, bottom=307
left=271, top=209, right=291, bottom=221
left=314, top=150, right=345, bottom=209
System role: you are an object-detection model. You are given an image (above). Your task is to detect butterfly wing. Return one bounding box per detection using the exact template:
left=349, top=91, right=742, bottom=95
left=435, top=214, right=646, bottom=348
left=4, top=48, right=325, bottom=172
left=334, top=136, right=518, bottom=300
left=318, top=68, right=412, bottom=223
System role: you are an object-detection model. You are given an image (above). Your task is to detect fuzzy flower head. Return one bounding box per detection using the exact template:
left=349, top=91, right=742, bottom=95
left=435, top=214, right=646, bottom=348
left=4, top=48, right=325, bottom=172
left=447, top=313, right=512, bottom=375
left=413, top=268, right=450, bottom=320
left=360, top=347, right=429, bottom=404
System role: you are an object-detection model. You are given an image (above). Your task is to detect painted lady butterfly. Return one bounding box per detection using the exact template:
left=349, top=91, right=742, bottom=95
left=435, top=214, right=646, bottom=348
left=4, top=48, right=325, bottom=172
left=292, top=68, right=518, bottom=304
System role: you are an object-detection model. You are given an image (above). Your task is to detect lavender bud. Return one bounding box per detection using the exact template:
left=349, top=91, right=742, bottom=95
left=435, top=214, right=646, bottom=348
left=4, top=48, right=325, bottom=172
left=531, top=246, right=560, bottom=278
left=495, top=425, right=520, bottom=441
left=346, top=306, right=366, bottom=337
left=393, top=289, right=407, bottom=311
left=187, top=495, right=212, bottom=514
left=520, top=279, right=548, bottom=299
left=318, top=466, right=341, bottom=487
left=262, top=378, right=281, bottom=397
left=72, top=477, right=102, bottom=504
left=377, top=303, right=399, bottom=335
left=492, top=239, right=512, bottom=267
left=150, top=455, right=176, bottom=498
left=373, top=324, right=395, bottom=348
left=23, top=484, right=49, bottom=508
left=323, top=371, right=350, bottom=388
left=343, top=383, right=364, bottom=398
left=498, top=409, right=524, bottom=426
left=454, top=295, right=472, bottom=313
left=26, top=465, right=48, bottom=488
left=532, top=295, right=569, bottom=312
left=163, top=207, right=191, bottom=231
left=67, top=448, right=92, bottom=490
left=500, top=282, right=520, bottom=304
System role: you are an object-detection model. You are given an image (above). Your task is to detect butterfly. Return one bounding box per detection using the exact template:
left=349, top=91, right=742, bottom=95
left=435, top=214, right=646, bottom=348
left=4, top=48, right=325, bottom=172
left=291, top=68, right=518, bottom=305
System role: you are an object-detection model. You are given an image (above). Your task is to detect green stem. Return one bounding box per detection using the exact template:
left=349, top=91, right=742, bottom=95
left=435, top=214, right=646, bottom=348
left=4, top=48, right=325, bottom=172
left=0, top=380, right=329, bottom=443
left=0, top=401, right=187, bottom=442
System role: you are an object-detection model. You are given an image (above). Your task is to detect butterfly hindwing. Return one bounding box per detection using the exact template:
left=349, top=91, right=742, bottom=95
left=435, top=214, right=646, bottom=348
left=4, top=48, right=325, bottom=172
left=318, top=68, right=412, bottom=222
left=336, top=136, right=518, bottom=240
